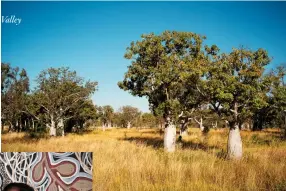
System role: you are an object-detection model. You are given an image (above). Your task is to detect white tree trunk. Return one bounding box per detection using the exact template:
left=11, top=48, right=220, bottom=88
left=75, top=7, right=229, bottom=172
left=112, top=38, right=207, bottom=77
left=102, top=123, right=106, bottom=131
left=58, top=117, right=64, bottom=137
left=32, top=119, right=35, bottom=131
left=49, top=115, right=56, bottom=136
left=227, top=125, right=242, bottom=159
left=212, top=121, right=218, bottom=129
left=127, top=121, right=131, bottom=129
left=199, top=124, right=204, bottom=132
left=164, top=120, right=176, bottom=152
left=108, top=121, right=112, bottom=128
left=225, top=120, right=229, bottom=128
left=19, top=120, right=22, bottom=132
left=194, top=117, right=205, bottom=132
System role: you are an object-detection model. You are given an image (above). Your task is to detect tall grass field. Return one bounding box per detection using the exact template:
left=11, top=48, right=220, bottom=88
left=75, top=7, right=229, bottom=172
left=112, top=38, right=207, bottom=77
left=2, top=128, right=286, bottom=191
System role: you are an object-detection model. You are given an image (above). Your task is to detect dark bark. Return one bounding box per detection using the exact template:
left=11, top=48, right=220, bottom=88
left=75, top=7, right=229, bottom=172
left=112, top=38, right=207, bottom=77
left=179, top=117, right=189, bottom=136
left=252, top=117, right=263, bottom=131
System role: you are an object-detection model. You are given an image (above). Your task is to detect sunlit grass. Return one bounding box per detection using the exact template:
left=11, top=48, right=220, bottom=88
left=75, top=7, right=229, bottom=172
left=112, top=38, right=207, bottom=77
left=2, top=127, right=286, bottom=191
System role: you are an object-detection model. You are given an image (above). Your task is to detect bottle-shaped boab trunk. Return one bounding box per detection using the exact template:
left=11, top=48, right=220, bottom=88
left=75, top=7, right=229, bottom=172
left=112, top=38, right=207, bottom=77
left=49, top=115, right=56, bottom=136
left=164, top=116, right=176, bottom=152
left=127, top=121, right=131, bottom=129
left=227, top=123, right=242, bottom=159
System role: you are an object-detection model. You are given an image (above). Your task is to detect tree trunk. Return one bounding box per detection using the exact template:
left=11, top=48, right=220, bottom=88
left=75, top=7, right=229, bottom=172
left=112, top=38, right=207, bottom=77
left=32, top=119, right=35, bottom=131
left=180, top=121, right=188, bottom=136
left=16, top=120, right=19, bottom=132
left=199, top=124, right=204, bottom=132
left=164, top=117, right=176, bottom=152
left=108, top=121, right=112, bottom=128
left=227, top=102, right=242, bottom=159
left=224, top=120, right=229, bottom=128
left=127, top=121, right=131, bottom=129
left=102, top=123, right=106, bottom=131
left=227, top=123, right=243, bottom=159
left=49, top=115, right=56, bottom=136
left=252, top=114, right=263, bottom=131
left=9, top=121, right=13, bottom=132
left=212, top=121, right=218, bottom=130
left=23, top=120, right=27, bottom=131
left=284, top=115, right=286, bottom=139
left=58, top=117, right=64, bottom=137
left=194, top=117, right=205, bottom=132
left=19, top=120, right=22, bottom=132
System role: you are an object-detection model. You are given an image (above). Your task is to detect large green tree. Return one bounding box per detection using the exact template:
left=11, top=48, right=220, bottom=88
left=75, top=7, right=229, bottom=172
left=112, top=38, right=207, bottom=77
left=118, top=31, right=208, bottom=152
left=203, top=47, right=271, bottom=159
left=97, top=105, right=114, bottom=130
left=118, top=106, right=141, bottom=129
left=65, top=99, right=97, bottom=133
left=102, top=105, right=114, bottom=128
left=34, top=67, right=97, bottom=136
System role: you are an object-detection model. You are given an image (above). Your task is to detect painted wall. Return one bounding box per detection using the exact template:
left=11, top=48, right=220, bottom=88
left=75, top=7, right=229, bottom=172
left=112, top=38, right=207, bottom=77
left=0, top=152, right=93, bottom=191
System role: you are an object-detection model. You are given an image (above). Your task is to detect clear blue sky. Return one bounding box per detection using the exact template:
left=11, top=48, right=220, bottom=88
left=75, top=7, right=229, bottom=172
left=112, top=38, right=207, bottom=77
left=2, top=2, right=286, bottom=112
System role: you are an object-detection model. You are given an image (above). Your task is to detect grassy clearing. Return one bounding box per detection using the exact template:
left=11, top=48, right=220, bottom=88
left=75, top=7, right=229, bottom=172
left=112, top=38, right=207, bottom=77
left=2, top=128, right=286, bottom=191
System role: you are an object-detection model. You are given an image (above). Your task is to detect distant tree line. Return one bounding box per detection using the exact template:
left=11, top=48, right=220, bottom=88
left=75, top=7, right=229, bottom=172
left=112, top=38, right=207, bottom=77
left=1, top=65, right=98, bottom=137
left=95, top=105, right=164, bottom=130
left=0, top=64, right=164, bottom=137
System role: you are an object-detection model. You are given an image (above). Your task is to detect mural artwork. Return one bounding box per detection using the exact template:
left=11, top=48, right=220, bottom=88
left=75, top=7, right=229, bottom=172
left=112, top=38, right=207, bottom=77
left=0, top=152, right=93, bottom=191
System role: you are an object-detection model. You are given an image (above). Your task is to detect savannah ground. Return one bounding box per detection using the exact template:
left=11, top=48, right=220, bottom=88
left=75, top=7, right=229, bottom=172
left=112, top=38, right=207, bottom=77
left=2, top=127, right=286, bottom=191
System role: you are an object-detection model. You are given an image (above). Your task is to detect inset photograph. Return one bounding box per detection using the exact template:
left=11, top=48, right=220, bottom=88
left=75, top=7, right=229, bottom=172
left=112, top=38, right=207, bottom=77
left=0, top=152, right=93, bottom=191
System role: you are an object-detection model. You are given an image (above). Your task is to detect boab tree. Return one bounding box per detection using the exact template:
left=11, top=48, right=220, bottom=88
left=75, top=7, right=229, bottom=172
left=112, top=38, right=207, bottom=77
left=35, top=67, right=97, bottom=136
left=119, top=106, right=140, bottom=129
left=102, top=105, right=114, bottom=128
left=204, top=47, right=271, bottom=159
left=118, top=31, right=207, bottom=152
left=97, top=105, right=114, bottom=131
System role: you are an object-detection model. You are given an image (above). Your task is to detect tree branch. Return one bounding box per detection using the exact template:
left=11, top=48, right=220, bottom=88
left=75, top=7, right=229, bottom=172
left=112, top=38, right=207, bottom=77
left=196, top=84, right=206, bottom=97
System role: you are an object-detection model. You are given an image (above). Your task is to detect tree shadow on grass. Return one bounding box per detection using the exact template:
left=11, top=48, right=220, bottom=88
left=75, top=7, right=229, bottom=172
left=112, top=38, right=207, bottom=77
left=120, top=136, right=221, bottom=151
left=1, top=134, right=42, bottom=145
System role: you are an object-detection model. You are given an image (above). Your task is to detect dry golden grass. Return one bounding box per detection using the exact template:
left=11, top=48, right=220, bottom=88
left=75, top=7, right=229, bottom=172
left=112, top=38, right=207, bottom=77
left=2, top=128, right=286, bottom=191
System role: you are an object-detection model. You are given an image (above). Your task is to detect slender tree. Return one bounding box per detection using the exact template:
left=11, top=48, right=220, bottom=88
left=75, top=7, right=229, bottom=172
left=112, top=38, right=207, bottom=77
left=102, top=105, right=114, bottom=128
left=1, top=63, right=29, bottom=132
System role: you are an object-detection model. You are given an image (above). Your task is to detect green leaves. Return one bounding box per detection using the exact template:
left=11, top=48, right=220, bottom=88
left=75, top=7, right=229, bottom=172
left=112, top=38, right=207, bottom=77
left=1, top=63, right=30, bottom=128
left=204, top=47, right=271, bottom=125
left=119, top=105, right=141, bottom=125
left=119, top=31, right=208, bottom=121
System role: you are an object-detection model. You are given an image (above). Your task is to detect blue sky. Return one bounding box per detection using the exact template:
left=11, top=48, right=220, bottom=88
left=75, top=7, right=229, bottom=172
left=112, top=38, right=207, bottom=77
left=2, top=2, right=286, bottom=112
